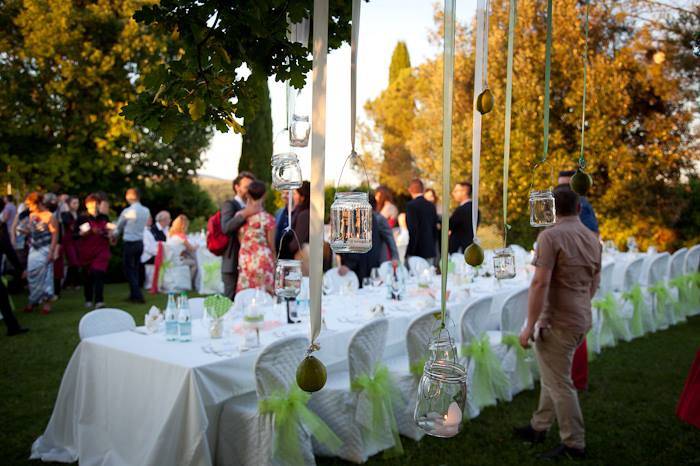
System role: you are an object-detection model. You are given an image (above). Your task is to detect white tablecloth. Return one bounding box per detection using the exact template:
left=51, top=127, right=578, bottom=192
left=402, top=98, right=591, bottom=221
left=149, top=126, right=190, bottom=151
left=31, top=277, right=527, bottom=466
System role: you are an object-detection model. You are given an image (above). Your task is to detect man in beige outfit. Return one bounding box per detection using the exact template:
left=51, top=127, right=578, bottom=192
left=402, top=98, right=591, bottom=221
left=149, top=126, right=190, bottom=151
left=515, top=186, right=602, bottom=460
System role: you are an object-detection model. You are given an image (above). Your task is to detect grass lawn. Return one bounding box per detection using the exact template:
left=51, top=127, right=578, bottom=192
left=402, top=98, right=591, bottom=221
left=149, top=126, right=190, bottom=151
left=1, top=283, right=699, bottom=466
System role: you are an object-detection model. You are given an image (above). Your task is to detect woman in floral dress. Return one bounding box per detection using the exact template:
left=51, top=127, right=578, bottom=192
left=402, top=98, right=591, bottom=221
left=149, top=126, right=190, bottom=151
left=236, top=181, right=276, bottom=293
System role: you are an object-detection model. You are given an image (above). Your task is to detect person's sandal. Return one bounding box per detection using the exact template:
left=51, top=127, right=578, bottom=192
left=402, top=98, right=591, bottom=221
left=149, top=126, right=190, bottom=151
left=41, top=303, right=51, bottom=315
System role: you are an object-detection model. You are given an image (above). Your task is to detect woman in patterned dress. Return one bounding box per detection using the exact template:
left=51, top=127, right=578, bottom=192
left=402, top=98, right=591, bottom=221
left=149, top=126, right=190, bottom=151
left=23, top=192, right=59, bottom=314
left=236, top=181, right=276, bottom=293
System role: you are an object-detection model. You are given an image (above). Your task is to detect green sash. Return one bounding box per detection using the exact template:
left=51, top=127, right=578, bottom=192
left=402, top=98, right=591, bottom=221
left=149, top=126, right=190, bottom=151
left=258, top=385, right=342, bottom=465
left=592, top=292, right=629, bottom=347
left=649, top=282, right=672, bottom=328
left=461, top=334, right=510, bottom=409
left=202, top=261, right=221, bottom=291
left=501, top=332, right=534, bottom=390
left=622, top=285, right=647, bottom=338
left=669, top=275, right=691, bottom=320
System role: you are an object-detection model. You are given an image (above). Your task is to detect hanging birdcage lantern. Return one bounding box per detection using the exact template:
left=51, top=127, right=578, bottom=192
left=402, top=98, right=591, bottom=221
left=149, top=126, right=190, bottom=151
left=493, top=247, right=517, bottom=280
left=274, top=259, right=302, bottom=298
left=271, top=153, right=303, bottom=191
left=529, top=189, right=556, bottom=227
left=289, top=114, right=311, bottom=147
left=329, top=191, right=372, bottom=253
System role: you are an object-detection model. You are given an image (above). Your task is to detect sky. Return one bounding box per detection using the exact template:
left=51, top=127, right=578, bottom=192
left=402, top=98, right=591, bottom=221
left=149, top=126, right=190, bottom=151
left=197, top=0, right=476, bottom=183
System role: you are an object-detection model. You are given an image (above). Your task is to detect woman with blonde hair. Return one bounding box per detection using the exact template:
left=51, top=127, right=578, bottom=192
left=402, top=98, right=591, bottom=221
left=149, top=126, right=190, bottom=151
left=23, top=192, right=59, bottom=314
left=166, top=214, right=198, bottom=286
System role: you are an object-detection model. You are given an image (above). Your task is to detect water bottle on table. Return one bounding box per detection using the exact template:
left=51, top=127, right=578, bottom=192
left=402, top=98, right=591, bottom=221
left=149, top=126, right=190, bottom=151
left=165, top=292, right=178, bottom=341
left=178, top=292, right=192, bottom=342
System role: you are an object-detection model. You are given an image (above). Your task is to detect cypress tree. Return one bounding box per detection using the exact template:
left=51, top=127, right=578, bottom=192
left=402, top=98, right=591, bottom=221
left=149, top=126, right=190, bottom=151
left=239, top=72, right=273, bottom=183
left=389, top=41, right=411, bottom=84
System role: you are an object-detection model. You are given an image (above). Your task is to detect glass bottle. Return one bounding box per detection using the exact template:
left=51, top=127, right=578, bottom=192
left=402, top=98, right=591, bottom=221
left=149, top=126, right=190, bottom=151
left=177, top=292, right=192, bottom=342
left=165, top=292, right=178, bottom=341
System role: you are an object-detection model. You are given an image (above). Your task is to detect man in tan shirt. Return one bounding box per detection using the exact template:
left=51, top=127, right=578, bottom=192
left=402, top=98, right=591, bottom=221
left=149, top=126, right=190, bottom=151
left=515, top=186, right=602, bottom=460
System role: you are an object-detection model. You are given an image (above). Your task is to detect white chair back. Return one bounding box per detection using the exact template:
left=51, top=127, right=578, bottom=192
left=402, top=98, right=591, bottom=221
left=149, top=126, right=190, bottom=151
left=406, top=311, right=442, bottom=369
left=379, top=261, right=408, bottom=281
left=459, top=296, right=493, bottom=345
left=188, top=297, right=205, bottom=319
left=668, top=248, right=688, bottom=280
left=638, top=253, right=658, bottom=286
left=649, top=252, right=671, bottom=284
left=233, top=288, right=273, bottom=315
left=500, top=286, right=529, bottom=334
left=407, top=256, right=430, bottom=275
left=597, top=262, right=616, bottom=297
left=323, top=267, right=359, bottom=293
left=348, top=318, right=389, bottom=382
left=622, top=257, right=645, bottom=292
left=78, top=308, right=136, bottom=340
left=684, top=245, right=700, bottom=274
left=254, top=336, right=308, bottom=397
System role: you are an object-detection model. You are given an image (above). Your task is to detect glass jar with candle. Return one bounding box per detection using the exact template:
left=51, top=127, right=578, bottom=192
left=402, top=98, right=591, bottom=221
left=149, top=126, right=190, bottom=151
left=243, top=299, right=264, bottom=349
left=329, top=192, right=372, bottom=253
left=529, top=189, right=556, bottom=227
left=274, top=259, right=302, bottom=298
left=493, top=247, right=517, bottom=280
left=271, top=153, right=303, bottom=191
left=414, top=360, right=467, bottom=438
left=289, top=114, right=310, bottom=147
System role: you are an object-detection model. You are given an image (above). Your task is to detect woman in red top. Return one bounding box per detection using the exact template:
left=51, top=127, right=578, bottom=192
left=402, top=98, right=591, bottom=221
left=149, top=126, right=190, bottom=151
left=76, top=194, right=112, bottom=309
left=61, top=196, right=81, bottom=289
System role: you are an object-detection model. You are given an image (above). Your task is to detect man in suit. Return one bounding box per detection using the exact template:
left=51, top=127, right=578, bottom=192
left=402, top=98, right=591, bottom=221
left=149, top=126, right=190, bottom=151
left=221, top=171, right=259, bottom=299
left=448, top=181, right=480, bottom=254
left=405, top=179, right=438, bottom=265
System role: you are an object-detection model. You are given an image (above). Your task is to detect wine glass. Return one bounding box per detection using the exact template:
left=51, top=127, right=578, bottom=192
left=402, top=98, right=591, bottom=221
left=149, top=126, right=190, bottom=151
left=370, top=268, right=382, bottom=287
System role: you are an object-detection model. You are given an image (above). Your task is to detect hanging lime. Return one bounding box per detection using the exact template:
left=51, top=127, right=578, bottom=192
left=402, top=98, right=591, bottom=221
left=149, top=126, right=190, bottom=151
left=296, top=355, right=327, bottom=392
left=570, top=168, right=592, bottom=196
left=476, top=88, right=494, bottom=114
left=464, top=242, right=484, bottom=267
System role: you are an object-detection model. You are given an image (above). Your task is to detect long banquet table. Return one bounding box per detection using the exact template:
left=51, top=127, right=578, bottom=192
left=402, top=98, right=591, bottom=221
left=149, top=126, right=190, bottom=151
left=31, top=276, right=530, bottom=466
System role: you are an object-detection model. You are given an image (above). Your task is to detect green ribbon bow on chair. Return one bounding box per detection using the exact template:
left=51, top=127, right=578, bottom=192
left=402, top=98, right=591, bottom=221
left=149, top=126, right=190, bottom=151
left=649, top=282, right=673, bottom=328
left=351, top=364, right=404, bottom=457
left=592, top=292, right=629, bottom=347
left=258, top=385, right=342, bottom=466
left=460, top=334, right=510, bottom=409
left=409, top=357, right=427, bottom=378
left=622, top=285, right=647, bottom=338
left=501, top=332, right=534, bottom=391
left=157, top=259, right=173, bottom=289
left=202, top=261, right=221, bottom=291
left=669, top=275, right=691, bottom=321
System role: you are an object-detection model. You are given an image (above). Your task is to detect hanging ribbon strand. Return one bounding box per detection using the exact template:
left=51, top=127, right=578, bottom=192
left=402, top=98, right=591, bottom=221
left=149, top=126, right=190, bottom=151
left=502, top=0, right=517, bottom=246
left=541, top=0, right=553, bottom=164
left=439, top=0, right=456, bottom=325
left=350, top=0, right=360, bottom=156
left=578, top=0, right=590, bottom=169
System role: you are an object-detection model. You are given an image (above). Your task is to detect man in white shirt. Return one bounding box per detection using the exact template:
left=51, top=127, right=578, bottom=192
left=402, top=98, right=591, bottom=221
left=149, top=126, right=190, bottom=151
left=114, top=188, right=150, bottom=303
left=140, top=211, right=171, bottom=287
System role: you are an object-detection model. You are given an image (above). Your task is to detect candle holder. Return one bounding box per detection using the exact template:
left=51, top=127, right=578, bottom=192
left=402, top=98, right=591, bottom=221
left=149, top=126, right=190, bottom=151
left=329, top=191, right=372, bottom=253
left=274, top=259, right=302, bottom=298
left=271, top=153, right=303, bottom=191
left=289, top=114, right=311, bottom=147
left=529, top=189, right=556, bottom=227
left=414, top=360, right=467, bottom=438
left=493, top=247, right=517, bottom=280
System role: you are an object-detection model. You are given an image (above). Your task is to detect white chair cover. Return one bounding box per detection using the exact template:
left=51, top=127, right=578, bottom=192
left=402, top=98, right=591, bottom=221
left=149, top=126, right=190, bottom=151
left=217, top=336, right=313, bottom=466
left=323, top=268, right=359, bottom=294
left=648, top=252, right=673, bottom=330
left=638, top=252, right=659, bottom=287
left=684, top=244, right=700, bottom=274
left=668, top=248, right=688, bottom=281
left=160, top=243, right=192, bottom=292
left=309, top=318, right=395, bottom=463
left=459, top=296, right=494, bottom=346
left=143, top=264, right=155, bottom=290
left=196, top=247, right=224, bottom=295
left=598, top=262, right=616, bottom=296
left=407, top=256, right=430, bottom=275
left=622, top=257, right=645, bottom=292
left=187, top=297, right=205, bottom=320
left=78, top=308, right=135, bottom=340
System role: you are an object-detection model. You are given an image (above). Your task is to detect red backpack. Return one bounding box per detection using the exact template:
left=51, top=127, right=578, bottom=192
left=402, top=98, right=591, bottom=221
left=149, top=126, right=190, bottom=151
left=206, top=211, right=230, bottom=256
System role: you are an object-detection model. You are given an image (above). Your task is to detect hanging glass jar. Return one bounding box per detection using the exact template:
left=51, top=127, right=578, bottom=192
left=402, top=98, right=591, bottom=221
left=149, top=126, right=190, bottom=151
left=274, top=259, right=302, bottom=298
left=493, top=247, right=517, bottom=280
left=271, top=153, right=303, bottom=191
left=414, top=360, right=467, bottom=438
left=329, top=192, right=372, bottom=253
left=289, top=114, right=311, bottom=147
left=529, top=189, right=556, bottom=227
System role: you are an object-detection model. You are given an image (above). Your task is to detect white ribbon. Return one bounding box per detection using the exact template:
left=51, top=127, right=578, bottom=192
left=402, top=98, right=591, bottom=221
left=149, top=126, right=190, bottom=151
left=285, top=18, right=309, bottom=128
left=471, top=0, right=489, bottom=242
left=440, top=0, right=456, bottom=321
left=350, top=0, right=361, bottom=154
left=309, top=0, right=328, bottom=346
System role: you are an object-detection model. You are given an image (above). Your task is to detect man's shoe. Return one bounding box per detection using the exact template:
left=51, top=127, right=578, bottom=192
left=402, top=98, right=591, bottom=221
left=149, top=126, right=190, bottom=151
left=94, top=302, right=105, bottom=309
left=8, top=328, right=29, bottom=337
left=513, top=425, right=547, bottom=444
left=537, top=444, right=586, bottom=460
left=85, top=302, right=93, bottom=309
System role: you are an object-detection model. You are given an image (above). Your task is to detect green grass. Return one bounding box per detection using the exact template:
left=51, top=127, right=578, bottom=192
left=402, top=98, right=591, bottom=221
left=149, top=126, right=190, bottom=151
left=1, top=284, right=699, bottom=465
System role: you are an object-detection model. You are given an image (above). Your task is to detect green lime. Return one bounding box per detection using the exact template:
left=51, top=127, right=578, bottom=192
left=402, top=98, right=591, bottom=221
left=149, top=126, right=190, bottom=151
left=570, top=169, right=592, bottom=196
left=464, top=243, right=484, bottom=267
left=296, top=355, right=327, bottom=392
left=476, top=88, right=494, bottom=115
